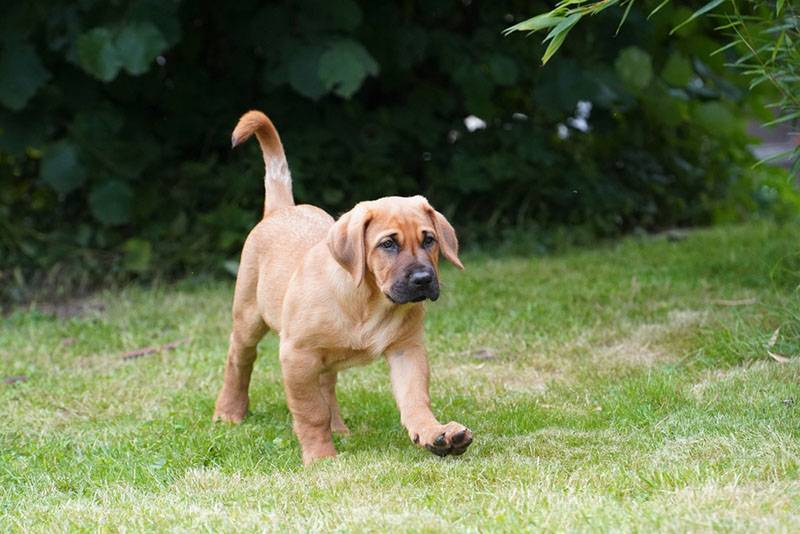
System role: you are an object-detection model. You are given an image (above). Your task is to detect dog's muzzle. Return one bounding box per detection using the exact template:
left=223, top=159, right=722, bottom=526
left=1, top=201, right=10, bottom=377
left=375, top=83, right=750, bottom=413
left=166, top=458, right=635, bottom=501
left=387, top=267, right=439, bottom=304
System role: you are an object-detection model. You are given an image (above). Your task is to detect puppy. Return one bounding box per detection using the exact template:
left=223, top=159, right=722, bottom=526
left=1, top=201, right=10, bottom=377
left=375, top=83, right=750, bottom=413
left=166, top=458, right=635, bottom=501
left=213, top=110, right=473, bottom=464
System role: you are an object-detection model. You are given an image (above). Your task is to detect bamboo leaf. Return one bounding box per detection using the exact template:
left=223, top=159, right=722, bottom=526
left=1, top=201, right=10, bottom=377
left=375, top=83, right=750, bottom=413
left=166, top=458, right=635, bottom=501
left=541, top=14, right=581, bottom=64
left=542, top=30, right=570, bottom=65
left=543, top=13, right=582, bottom=44
left=615, top=0, right=635, bottom=36
left=762, top=110, right=800, bottom=126
left=714, top=20, right=743, bottom=30
left=647, top=0, right=671, bottom=19
left=503, top=13, right=565, bottom=35
left=752, top=147, right=796, bottom=168
left=710, top=39, right=741, bottom=56
left=584, top=0, right=621, bottom=15
left=772, top=31, right=785, bottom=63
left=749, top=74, right=770, bottom=90
left=670, top=0, right=726, bottom=35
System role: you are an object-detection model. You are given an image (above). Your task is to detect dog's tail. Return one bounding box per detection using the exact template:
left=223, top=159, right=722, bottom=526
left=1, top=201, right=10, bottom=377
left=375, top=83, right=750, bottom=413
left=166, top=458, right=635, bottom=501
left=231, top=110, right=295, bottom=217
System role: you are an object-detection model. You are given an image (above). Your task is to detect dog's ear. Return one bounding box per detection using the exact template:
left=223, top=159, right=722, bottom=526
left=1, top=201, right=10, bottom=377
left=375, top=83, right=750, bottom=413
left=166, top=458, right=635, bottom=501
left=328, top=206, right=372, bottom=286
left=421, top=201, right=464, bottom=270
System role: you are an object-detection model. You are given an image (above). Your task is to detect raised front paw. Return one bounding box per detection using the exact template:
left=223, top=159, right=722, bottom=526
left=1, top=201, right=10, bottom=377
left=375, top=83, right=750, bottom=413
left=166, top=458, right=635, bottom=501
left=413, top=421, right=473, bottom=457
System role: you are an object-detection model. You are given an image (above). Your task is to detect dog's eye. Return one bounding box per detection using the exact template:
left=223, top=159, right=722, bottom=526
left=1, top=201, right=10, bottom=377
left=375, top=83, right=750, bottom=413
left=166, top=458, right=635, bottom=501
left=379, top=239, right=396, bottom=250
left=422, top=235, right=436, bottom=248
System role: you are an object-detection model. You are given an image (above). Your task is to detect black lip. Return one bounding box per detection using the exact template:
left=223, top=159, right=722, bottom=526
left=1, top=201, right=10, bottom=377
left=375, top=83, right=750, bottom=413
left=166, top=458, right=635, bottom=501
left=384, top=291, right=438, bottom=304
left=386, top=276, right=440, bottom=304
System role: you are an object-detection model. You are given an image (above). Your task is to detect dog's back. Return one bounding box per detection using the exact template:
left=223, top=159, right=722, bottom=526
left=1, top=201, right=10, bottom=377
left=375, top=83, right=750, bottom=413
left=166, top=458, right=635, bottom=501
left=245, top=205, right=333, bottom=330
left=231, top=111, right=334, bottom=331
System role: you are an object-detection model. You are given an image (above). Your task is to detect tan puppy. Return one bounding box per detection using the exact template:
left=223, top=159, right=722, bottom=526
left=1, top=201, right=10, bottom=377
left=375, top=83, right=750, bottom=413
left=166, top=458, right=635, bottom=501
left=213, top=110, right=473, bottom=464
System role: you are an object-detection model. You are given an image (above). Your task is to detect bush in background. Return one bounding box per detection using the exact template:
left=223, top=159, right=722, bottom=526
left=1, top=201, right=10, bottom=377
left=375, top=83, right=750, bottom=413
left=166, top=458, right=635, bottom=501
left=1, top=0, right=797, bottom=302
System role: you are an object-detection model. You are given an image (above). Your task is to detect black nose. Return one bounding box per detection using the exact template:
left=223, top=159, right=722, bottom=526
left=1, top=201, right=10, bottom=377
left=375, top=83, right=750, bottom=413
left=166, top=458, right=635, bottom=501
left=409, top=270, right=433, bottom=286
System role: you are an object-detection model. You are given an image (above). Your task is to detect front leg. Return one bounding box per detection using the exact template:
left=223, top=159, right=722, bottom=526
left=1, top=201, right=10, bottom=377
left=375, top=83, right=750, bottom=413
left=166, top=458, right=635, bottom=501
left=279, top=342, right=336, bottom=465
left=386, top=342, right=473, bottom=457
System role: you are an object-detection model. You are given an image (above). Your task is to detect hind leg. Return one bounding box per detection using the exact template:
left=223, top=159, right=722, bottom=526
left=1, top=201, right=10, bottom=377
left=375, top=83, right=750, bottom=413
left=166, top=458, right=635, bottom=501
left=214, top=244, right=268, bottom=423
left=320, top=371, right=350, bottom=435
left=213, top=318, right=266, bottom=422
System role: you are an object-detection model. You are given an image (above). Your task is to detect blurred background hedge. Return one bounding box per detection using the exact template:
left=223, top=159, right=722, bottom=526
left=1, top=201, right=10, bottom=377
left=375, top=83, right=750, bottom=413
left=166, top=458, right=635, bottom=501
left=1, top=0, right=798, bottom=302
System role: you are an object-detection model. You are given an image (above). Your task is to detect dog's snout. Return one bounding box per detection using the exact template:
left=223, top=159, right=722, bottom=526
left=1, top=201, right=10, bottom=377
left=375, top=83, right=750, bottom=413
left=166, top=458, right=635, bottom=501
left=389, top=266, right=439, bottom=303
left=409, top=269, right=433, bottom=286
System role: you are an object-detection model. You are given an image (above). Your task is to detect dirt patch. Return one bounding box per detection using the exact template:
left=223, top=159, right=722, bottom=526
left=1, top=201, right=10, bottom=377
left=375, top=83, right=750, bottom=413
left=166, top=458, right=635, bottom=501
left=34, top=296, right=106, bottom=320
left=481, top=365, right=550, bottom=395
left=594, top=309, right=707, bottom=368
left=688, top=362, right=761, bottom=399
left=3, top=375, right=29, bottom=385
left=122, top=339, right=188, bottom=361
left=434, top=360, right=553, bottom=401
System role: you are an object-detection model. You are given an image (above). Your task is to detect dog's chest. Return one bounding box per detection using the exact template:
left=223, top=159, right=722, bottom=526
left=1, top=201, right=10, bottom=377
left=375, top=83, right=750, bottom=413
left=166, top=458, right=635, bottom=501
left=352, top=316, right=402, bottom=354
left=342, top=307, right=411, bottom=358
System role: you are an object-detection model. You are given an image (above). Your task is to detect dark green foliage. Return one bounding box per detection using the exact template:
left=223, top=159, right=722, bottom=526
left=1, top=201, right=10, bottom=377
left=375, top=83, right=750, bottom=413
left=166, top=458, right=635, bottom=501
left=0, top=0, right=795, bottom=300
left=508, top=0, right=800, bottom=170
left=0, top=40, right=51, bottom=110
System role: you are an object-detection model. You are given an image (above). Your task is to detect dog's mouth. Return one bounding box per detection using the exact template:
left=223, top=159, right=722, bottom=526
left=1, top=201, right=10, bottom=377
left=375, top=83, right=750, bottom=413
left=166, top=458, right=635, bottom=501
left=385, top=287, right=440, bottom=305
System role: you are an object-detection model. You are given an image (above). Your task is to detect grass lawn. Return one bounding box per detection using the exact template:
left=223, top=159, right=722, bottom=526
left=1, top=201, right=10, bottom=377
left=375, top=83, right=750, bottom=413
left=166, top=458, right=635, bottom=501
left=1, top=222, right=799, bottom=532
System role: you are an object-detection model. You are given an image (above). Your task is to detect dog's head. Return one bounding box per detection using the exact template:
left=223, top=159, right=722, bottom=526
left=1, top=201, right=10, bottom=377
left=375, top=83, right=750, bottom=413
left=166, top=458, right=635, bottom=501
left=328, top=196, right=463, bottom=304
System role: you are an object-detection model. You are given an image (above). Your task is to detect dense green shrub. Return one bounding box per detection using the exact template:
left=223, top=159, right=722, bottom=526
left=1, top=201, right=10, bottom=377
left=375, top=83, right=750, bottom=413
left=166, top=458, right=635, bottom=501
left=0, top=0, right=794, bottom=300
left=507, top=0, right=800, bottom=172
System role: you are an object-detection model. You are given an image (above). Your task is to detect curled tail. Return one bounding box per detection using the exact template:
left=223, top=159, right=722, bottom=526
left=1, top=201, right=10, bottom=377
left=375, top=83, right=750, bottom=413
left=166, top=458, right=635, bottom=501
left=231, top=110, right=295, bottom=217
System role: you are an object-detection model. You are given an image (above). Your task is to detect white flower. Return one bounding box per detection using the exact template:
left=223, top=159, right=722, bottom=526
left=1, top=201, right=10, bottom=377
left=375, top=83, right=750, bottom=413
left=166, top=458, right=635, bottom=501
left=464, top=115, right=487, bottom=132
left=576, top=100, right=592, bottom=119
left=568, top=117, right=590, bottom=133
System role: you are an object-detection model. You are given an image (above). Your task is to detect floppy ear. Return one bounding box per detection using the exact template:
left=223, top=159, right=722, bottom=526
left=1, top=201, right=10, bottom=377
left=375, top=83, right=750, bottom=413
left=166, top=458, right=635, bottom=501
left=425, top=204, right=464, bottom=270
left=327, top=207, right=372, bottom=286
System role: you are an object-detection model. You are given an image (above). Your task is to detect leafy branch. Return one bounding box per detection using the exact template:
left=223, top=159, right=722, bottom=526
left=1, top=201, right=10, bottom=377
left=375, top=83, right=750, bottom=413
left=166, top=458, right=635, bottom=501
left=506, top=0, right=800, bottom=172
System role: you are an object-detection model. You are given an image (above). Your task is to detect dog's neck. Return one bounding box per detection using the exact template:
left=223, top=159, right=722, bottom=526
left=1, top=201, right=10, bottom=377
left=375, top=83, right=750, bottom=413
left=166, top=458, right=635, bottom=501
left=331, top=265, right=422, bottom=324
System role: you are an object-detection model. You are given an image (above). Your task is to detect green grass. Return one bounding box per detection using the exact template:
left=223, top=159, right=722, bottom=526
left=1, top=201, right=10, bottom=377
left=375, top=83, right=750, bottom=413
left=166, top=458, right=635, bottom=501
left=2, top=222, right=799, bottom=532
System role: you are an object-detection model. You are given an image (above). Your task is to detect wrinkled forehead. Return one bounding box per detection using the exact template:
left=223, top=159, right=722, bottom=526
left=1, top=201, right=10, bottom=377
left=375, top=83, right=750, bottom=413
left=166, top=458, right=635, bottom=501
left=364, top=197, right=433, bottom=241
